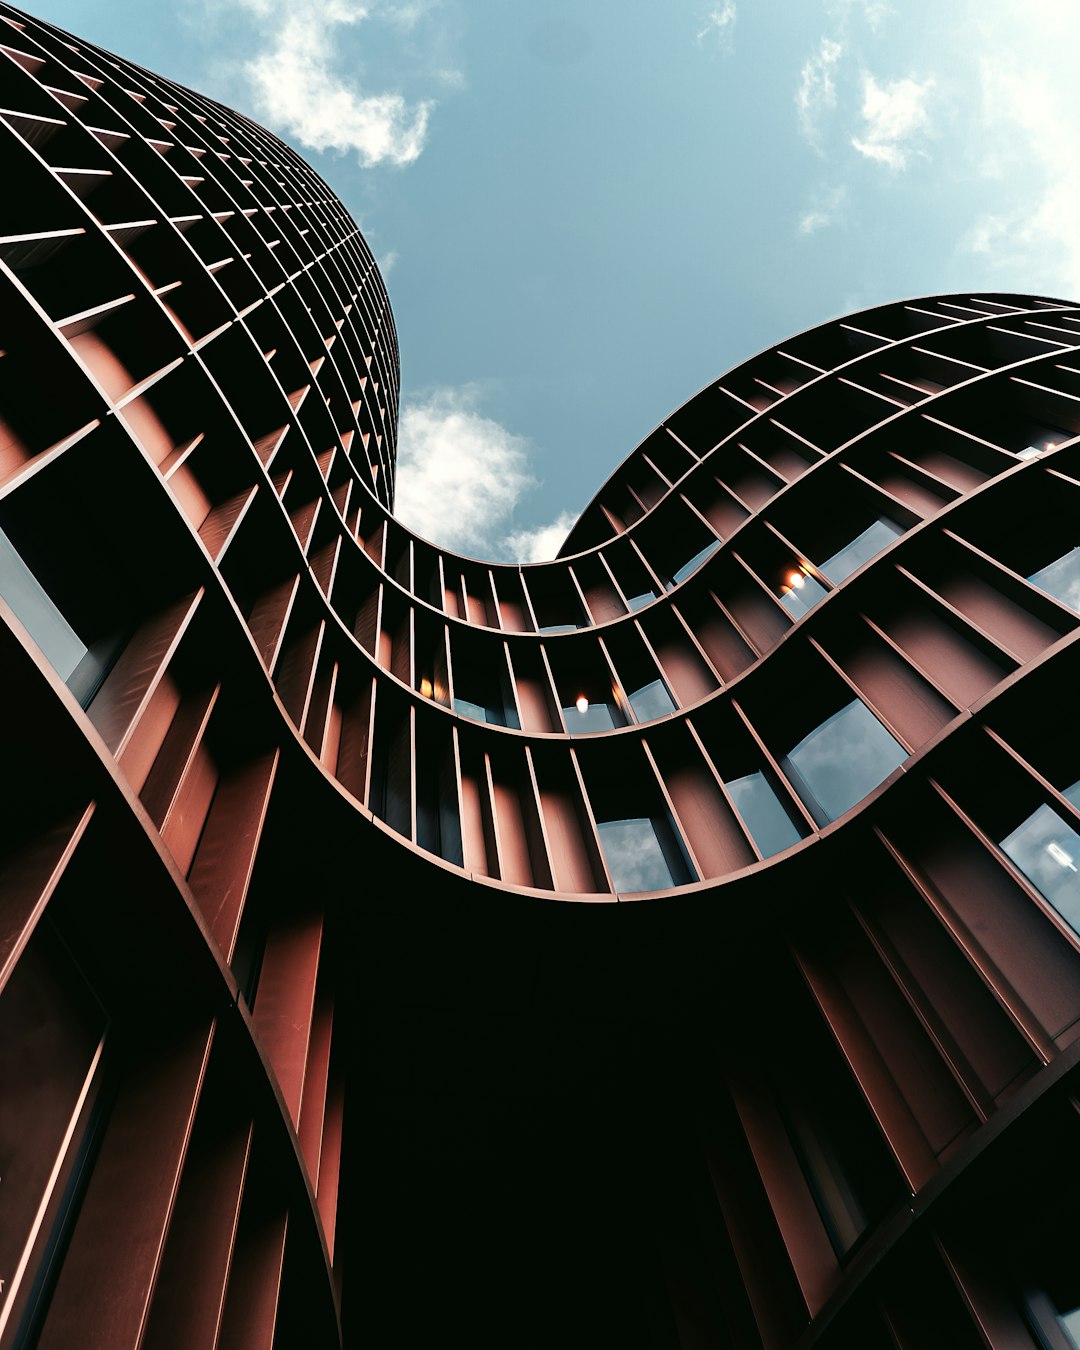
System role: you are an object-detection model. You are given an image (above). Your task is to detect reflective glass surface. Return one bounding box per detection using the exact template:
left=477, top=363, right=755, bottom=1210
left=454, top=697, right=498, bottom=725
left=670, top=539, right=720, bottom=587
left=563, top=700, right=619, bottom=735
left=782, top=699, right=908, bottom=825
left=727, top=771, right=803, bottom=857
left=819, top=517, right=904, bottom=584
left=626, top=590, right=656, bottom=611
left=627, top=678, right=676, bottom=723
left=1060, top=1305, right=1080, bottom=1349
left=1029, top=545, right=1080, bottom=612
left=0, top=526, right=86, bottom=681
left=779, top=572, right=827, bottom=618
left=1001, top=803, right=1080, bottom=934
left=597, top=817, right=684, bottom=892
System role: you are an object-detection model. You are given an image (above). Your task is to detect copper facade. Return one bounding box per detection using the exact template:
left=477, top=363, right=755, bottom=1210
left=3, top=4, right=1080, bottom=1347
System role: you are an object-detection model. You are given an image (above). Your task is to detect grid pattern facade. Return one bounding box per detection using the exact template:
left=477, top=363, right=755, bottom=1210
left=6, top=4, right=1080, bottom=1348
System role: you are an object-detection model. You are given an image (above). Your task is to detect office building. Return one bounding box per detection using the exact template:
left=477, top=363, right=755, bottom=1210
left=3, top=4, right=1080, bottom=1347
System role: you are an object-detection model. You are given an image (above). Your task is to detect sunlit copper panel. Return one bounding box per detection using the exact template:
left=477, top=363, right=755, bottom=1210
left=5, top=4, right=1080, bottom=1348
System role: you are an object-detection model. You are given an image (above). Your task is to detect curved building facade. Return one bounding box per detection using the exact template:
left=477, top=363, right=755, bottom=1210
left=5, top=4, right=1080, bottom=1348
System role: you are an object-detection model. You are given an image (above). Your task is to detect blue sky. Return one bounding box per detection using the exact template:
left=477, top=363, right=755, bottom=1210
left=28, top=0, right=1080, bottom=559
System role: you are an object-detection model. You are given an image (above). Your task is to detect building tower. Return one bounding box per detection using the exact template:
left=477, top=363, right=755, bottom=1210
left=4, top=5, right=1080, bottom=1348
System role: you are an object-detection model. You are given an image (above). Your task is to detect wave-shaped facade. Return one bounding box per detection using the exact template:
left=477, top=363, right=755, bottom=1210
left=5, top=3, right=1080, bottom=1347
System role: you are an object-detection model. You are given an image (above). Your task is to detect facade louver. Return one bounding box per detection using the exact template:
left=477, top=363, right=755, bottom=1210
left=4, top=5, right=1080, bottom=1348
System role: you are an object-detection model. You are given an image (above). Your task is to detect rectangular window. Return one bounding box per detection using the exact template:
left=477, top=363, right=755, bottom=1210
left=596, top=815, right=695, bottom=892
left=669, top=539, right=720, bottom=588
left=0, top=525, right=88, bottom=684
left=818, top=517, right=904, bottom=585
left=627, top=678, right=676, bottom=723
left=1029, top=546, right=1080, bottom=612
left=781, top=699, right=908, bottom=826
left=1001, top=803, right=1080, bottom=935
left=778, top=568, right=827, bottom=618
left=726, top=771, right=803, bottom=857
left=625, top=590, right=656, bottom=611
left=563, top=697, right=621, bottom=735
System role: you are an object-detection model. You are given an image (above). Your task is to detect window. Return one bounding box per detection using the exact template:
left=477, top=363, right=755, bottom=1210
left=625, top=590, right=656, bottom=612
left=1029, top=546, right=1080, bottom=613
left=777, top=568, right=827, bottom=618
left=563, top=694, right=622, bottom=735
left=781, top=699, right=908, bottom=826
left=627, top=678, right=675, bottom=723
left=818, top=517, right=904, bottom=585
left=0, top=526, right=86, bottom=681
left=0, top=524, right=112, bottom=705
left=596, top=815, right=695, bottom=892
left=726, top=771, right=803, bottom=857
left=1001, top=803, right=1080, bottom=935
left=669, top=539, right=720, bottom=588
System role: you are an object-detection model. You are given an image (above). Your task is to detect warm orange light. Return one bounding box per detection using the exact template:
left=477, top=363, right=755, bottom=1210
left=419, top=677, right=433, bottom=698
left=787, top=571, right=804, bottom=588
left=575, top=695, right=589, bottom=714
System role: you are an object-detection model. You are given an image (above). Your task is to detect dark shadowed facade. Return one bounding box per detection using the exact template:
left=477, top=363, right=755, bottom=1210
left=5, top=5, right=1080, bottom=1348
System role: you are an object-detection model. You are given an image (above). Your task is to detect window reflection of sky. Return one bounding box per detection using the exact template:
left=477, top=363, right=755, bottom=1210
left=779, top=572, right=827, bottom=618
left=727, top=771, right=803, bottom=857
left=1029, top=546, right=1080, bottom=612
left=628, top=678, right=675, bottom=723
left=0, top=527, right=86, bottom=681
left=1001, top=803, right=1080, bottom=934
left=597, top=818, right=675, bottom=892
left=782, top=699, right=908, bottom=825
left=563, top=700, right=619, bottom=734
left=670, top=539, right=720, bottom=587
left=819, top=518, right=903, bottom=584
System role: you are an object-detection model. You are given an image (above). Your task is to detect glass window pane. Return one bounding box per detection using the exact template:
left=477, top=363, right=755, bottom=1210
left=782, top=699, right=908, bottom=825
left=563, top=699, right=618, bottom=735
left=779, top=571, right=827, bottom=618
left=626, top=590, right=656, bottom=611
left=596, top=816, right=693, bottom=892
left=1064, top=778, right=1080, bottom=813
left=670, top=540, right=720, bottom=587
left=1001, top=803, right=1080, bottom=934
left=1029, top=546, right=1080, bottom=612
left=453, top=697, right=490, bottom=724
left=627, top=678, right=675, bottom=723
left=1060, top=1307, right=1080, bottom=1349
left=727, top=771, right=803, bottom=857
left=818, top=517, right=904, bottom=584
left=0, top=527, right=86, bottom=682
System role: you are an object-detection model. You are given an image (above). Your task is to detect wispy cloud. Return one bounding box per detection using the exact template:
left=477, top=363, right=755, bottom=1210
left=696, top=1, right=736, bottom=50
left=850, top=72, right=934, bottom=169
left=393, top=387, right=535, bottom=555
left=502, top=512, right=577, bottom=563
left=796, top=37, right=843, bottom=144
left=963, top=50, right=1080, bottom=296
left=226, top=0, right=436, bottom=166
left=798, top=183, right=849, bottom=235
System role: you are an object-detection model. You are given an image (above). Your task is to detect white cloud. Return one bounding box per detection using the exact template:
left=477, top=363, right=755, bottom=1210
left=850, top=72, right=934, bottom=169
left=502, top=512, right=577, bottom=563
left=697, top=1, right=736, bottom=50
left=796, top=37, right=843, bottom=144
left=798, top=183, right=849, bottom=235
left=225, top=0, right=434, bottom=166
left=376, top=249, right=399, bottom=275
left=962, top=49, right=1080, bottom=296
left=393, top=388, right=536, bottom=555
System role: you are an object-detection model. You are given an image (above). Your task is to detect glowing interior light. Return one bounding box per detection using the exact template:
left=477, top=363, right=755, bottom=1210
left=575, top=695, right=589, bottom=714
left=787, top=571, right=804, bottom=588
left=1047, top=840, right=1077, bottom=872
left=419, top=677, right=433, bottom=698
